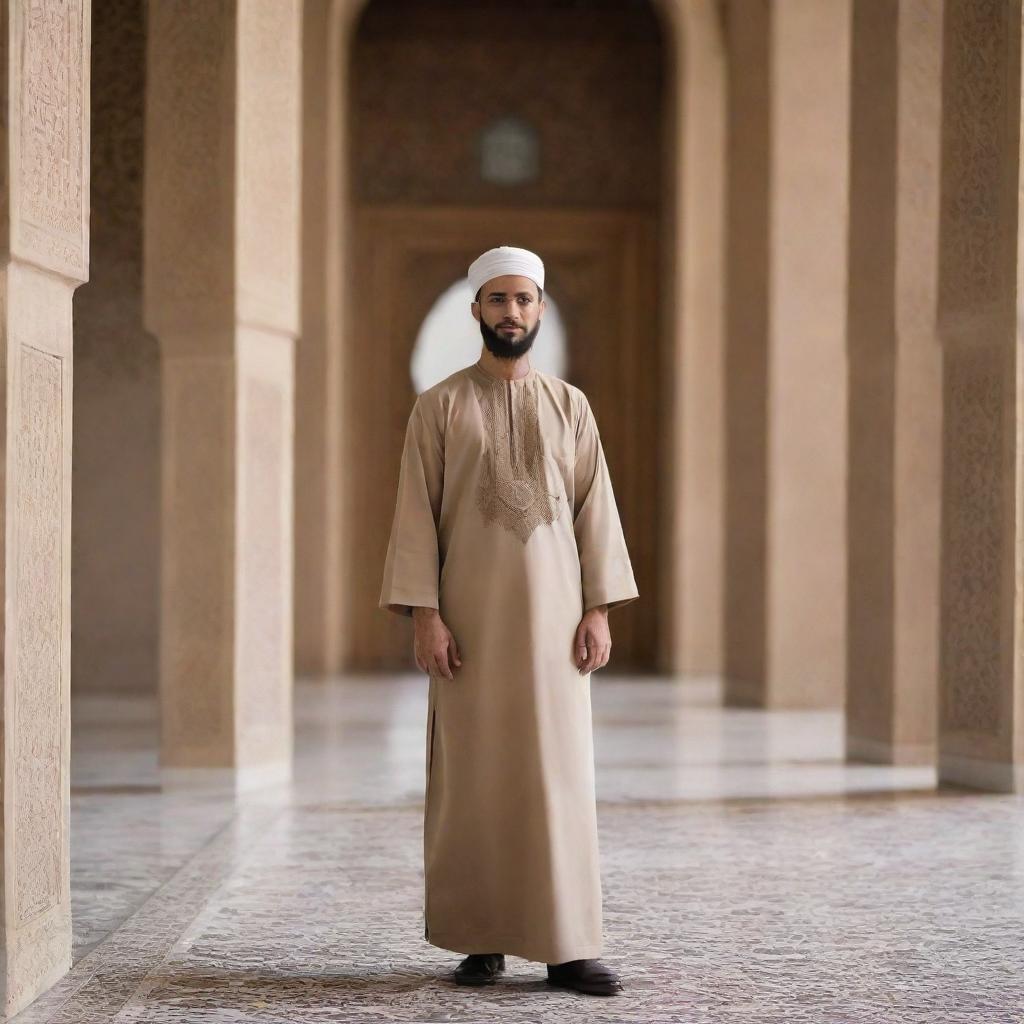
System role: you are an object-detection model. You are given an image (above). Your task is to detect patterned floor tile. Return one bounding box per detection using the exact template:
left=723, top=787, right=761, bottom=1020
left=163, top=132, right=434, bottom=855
left=13, top=677, right=1023, bottom=1023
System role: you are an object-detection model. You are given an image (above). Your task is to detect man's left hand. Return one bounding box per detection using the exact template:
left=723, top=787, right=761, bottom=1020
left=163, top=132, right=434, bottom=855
left=574, top=606, right=611, bottom=674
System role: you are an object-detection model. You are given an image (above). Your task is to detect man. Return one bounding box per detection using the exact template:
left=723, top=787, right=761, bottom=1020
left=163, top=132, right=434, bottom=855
left=379, top=244, right=638, bottom=997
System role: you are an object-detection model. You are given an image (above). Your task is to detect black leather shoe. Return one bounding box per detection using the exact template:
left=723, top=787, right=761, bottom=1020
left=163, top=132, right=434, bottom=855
left=453, top=952, right=506, bottom=986
left=546, top=958, right=623, bottom=996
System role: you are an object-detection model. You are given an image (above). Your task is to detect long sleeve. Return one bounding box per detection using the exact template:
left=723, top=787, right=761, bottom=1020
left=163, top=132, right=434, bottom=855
left=379, top=394, right=445, bottom=617
left=572, top=391, right=639, bottom=613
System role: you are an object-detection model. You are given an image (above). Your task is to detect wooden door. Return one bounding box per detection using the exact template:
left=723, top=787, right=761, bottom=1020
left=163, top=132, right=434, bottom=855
left=345, top=205, right=661, bottom=672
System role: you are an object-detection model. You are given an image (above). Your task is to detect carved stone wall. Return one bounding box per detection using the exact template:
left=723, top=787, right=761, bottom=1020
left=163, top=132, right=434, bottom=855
left=144, top=0, right=234, bottom=338
left=937, top=0, right=1008, bottom=331
left=1, top=0, right=91, bottom=1009
left=13, top=343, right=64, bottom=926
left=12, top=0, right=88, bottom=276
left=936, top=0, right=1023, bottom=790
left=237, top=1, right=301, bottom=333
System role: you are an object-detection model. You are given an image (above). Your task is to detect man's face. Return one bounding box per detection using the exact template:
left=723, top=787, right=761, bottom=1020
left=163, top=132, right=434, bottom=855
left=471, top=274, right=546, bottom=360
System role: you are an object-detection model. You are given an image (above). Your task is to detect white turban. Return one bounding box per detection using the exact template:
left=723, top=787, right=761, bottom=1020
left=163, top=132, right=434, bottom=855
left=468, top=245, right=545, bottom=298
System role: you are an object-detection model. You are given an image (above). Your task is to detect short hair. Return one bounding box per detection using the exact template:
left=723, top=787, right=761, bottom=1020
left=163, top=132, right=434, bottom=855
left=474, top=284, right=543, bottom=303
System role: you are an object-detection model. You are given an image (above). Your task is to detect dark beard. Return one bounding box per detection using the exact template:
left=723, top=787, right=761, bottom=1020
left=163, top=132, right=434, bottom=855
left=479, top=316, right=541, bottom=360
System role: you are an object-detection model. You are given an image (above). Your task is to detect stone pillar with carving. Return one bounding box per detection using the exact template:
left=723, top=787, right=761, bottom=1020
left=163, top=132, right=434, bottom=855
left=143, top=0, right=300, bottom=788
left=723, top=0, right=851, bottom=708
left=0, top=1, right=91, bottom=1014
left=936, top=0, right=1024, bottom=792
left=845, top=0, right=942, bottom=765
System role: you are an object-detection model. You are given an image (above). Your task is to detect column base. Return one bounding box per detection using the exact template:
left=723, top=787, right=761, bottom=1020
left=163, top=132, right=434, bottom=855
left=846, top=734, right=934, bottom=766
left=938, top=753, right=1024, bottom=793
left=160, top=759, right=292, bottom=794
left=723, top=677, right=764, bottom=707
left=724, top=676, right=842, bottom=710
left=1, top=904, right=72, bottom=1018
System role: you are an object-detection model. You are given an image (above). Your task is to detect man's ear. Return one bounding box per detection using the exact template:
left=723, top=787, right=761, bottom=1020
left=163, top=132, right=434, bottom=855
left=470, top=302, right=481, bottom=322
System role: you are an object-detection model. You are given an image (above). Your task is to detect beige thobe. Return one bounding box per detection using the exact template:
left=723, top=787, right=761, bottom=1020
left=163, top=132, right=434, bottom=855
left=379, top=358, right=638, bottom=964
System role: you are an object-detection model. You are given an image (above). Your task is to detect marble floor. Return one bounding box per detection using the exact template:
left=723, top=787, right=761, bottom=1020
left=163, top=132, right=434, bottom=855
left=14, top=676, right=1024, bottom=1023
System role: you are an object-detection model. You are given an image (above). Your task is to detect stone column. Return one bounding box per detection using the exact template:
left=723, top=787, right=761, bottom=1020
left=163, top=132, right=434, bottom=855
left=295, top=0, right=359, bottom=676
left=144, top=0, right=301, bottom=788
left=845, top=0, right=942, bottom=765
left=723, top=0, right=851, bottom=708
left=936, top=0, right=1024, bottom=792
left=0, top=1, right=90, bottom=1013
left=655, top=0, right=727, bottom=677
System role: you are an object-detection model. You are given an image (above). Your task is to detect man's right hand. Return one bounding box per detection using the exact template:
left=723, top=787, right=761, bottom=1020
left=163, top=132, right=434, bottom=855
left=411, top=607, right=461, bottom=680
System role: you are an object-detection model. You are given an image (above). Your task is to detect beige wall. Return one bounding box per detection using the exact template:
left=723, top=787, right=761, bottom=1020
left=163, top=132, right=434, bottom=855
left=723, top=0, right=771, bottom=695
left=655, top=0, right=727, bottom=678
left=72, top=0, right=159, bottom=695
left=845, top=0, right=941, bottom=764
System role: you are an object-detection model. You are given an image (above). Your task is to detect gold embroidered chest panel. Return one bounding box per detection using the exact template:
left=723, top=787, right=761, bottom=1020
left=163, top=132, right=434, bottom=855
left=470, top=370, right=562, bottom=544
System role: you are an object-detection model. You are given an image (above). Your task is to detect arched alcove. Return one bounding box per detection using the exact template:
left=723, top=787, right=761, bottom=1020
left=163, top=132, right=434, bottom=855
left=335, top=0, right=668, bottom=676
left=297, top=0, right=728, bottom=681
